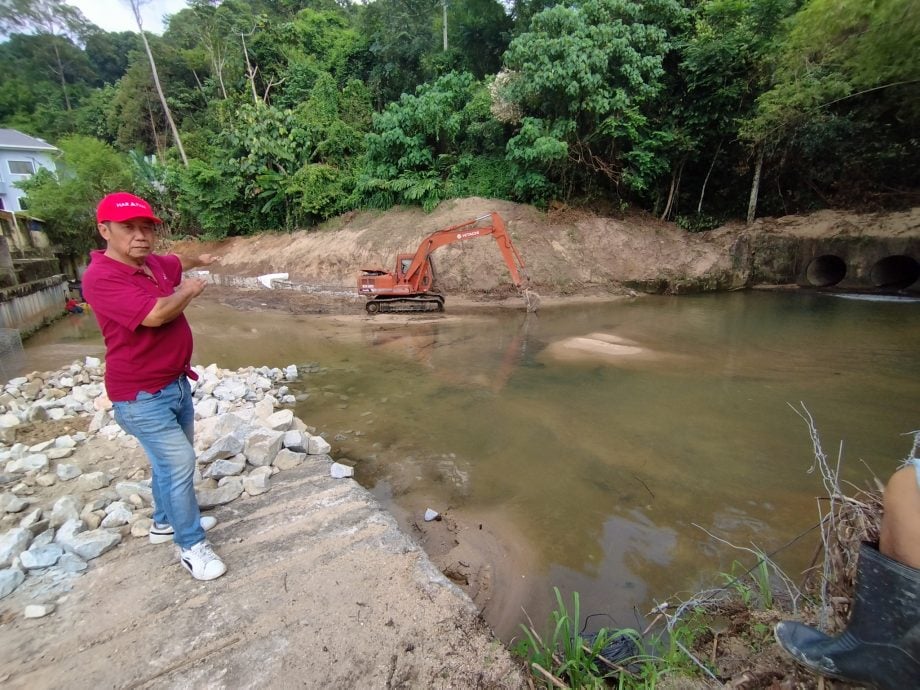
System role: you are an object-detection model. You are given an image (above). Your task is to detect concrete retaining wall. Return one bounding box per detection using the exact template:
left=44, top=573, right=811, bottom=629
left=741, top=235, right=920, bottom=293
left=0, top=275, right=67, bottom=335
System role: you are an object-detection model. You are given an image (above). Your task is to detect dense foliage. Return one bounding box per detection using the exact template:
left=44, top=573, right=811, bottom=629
left=0, top=0, right=916, bottom=253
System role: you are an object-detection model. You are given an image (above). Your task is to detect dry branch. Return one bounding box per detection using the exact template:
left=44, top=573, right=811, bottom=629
left=791, top=402, right=885, bottom=631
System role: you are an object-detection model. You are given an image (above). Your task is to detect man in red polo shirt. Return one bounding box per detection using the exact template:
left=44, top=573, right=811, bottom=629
left=83, top=192, right=226, bottom=581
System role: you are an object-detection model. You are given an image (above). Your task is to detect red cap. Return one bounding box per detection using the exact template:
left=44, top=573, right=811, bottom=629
left=96, top=192, right=162, bottom=224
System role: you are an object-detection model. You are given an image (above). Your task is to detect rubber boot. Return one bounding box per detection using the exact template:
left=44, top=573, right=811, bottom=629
left=774, top=542, right=920, bottom=689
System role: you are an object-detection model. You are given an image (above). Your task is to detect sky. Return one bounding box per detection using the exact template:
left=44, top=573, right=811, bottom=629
left=67, top=0, right=190, bottom=35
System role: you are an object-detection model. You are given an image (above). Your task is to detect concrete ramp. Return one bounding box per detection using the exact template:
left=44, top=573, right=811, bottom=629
left=0, top=458, right=525, bottom=689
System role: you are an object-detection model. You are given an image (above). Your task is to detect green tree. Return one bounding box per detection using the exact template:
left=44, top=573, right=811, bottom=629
left=16, top=135, right=133, bottom=256
left=83, top=30, right=142, bottom=86
left=0, top=32, right=96, bottom=138
left=358, top=0, right=441, bottom=106
left=428, top=0, right=513, bottom=79
left=297, top=72, right=367, bottom=165
left=106, top=57, right=169, bottom=156
left=0, top=0, right=94, bottom=110
left=172, top=84, right=365, bottom=235
left=262, top=7, right=367, bottom=109
left=356, top=71, right=507, bottom=210
left=186, top=0, right=237, bottom=100
left=102, top=31, right=202, bottom=160
left=176, top=103, right=308, bottom=234
left=499, top=0, right=686, bottom=205
left=668, top=0, right=797, bottom=221
left=73, top=84, right=120, bottom=142
left=742, top=0, right=920, bottom=211
left=165, top=0, right=257, bottom=102
left=508, top=0, right=557, bottom=34
left=124, top=0, right=188, bottom=166
left=287, top=73, right=367, bottom=222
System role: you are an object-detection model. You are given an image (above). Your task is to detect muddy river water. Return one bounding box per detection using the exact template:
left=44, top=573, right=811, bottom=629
left=15, top=290, right=920, bottom=641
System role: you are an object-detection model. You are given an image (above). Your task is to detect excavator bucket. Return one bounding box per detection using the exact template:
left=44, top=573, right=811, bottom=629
left=522, top=289, right=541, bottom=313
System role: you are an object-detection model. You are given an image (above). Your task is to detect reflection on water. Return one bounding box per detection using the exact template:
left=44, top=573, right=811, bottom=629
left=831, top=294, right=920, bottom=303
left=15, top=291, right=920, bottom=640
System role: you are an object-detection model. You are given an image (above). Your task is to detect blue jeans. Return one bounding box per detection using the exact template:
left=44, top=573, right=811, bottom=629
left=113, top=376, right=205, bottom=548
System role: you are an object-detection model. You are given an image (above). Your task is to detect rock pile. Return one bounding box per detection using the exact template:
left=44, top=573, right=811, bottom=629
left=0, top=357, right=341, bottom=612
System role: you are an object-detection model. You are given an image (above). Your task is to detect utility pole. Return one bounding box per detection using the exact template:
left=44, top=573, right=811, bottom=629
left=442, top=0, right=448, bottom=50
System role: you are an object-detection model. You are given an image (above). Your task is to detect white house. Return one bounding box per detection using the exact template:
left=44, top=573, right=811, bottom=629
left=0, top=128, right=58, bottom=213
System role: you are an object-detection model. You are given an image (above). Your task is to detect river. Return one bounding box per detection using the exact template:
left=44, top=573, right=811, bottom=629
left=13, top=290, right=920, bottom=641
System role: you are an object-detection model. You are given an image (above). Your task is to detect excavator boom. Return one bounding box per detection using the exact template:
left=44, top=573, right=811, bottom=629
left=402, top=213, right=525, bottom=285
left=358, top=212, right=539, bottom=314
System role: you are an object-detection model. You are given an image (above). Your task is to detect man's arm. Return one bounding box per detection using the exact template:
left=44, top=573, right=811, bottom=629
left=141, top=277, right=207, bottom=327
left=177, top=253, right=220, bottom=271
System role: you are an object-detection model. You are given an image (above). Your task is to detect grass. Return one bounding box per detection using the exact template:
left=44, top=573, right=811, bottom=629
left=719, top=549, right=774, bottom=610
left=514, top=588, right=715, bottom=688
left=514, top=588, right=614, bottom=688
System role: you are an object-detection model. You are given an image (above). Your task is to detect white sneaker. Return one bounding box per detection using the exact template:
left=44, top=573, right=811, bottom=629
left=178, top=540, right=227, bottom=581
left=149, top=516, right=218, bottom=544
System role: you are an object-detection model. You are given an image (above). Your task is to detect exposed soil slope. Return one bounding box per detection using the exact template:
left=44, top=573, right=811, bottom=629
left=171, top=199, right=920, bottom=300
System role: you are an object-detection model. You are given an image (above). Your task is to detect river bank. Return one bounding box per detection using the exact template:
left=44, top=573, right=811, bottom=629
left=170, top=200, right=920, bottom=300
left=0, top=359, right=526, bottom=688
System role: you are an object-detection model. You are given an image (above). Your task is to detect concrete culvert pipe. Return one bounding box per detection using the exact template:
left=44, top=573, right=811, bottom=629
left=805, top=255, right=847, bottom=287
left=870, top=255, right=920, bottom=290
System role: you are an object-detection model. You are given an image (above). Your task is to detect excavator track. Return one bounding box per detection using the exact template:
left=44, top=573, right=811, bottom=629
left=365, top=294, right=445, bottom=314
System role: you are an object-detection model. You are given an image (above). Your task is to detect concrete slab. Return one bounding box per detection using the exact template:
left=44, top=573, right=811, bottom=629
left=0, top=457, right=526, bottom=688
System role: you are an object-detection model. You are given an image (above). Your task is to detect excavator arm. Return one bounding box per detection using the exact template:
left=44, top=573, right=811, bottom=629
left=403, top=212, right=529, bottom=288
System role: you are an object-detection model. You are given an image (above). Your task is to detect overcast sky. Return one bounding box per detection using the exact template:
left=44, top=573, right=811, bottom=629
left=67, top=0, right=189, bottom=35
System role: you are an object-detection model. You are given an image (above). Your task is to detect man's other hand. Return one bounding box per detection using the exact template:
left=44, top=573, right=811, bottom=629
left=179, top=277, right=208, bottom=298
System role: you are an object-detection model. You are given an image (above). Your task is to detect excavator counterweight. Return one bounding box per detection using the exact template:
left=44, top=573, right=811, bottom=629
left=357, top=212, right=539, bottom=314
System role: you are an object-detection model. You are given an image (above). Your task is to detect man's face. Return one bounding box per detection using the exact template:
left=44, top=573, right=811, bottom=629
left=98, top=218, right=157, bottom=266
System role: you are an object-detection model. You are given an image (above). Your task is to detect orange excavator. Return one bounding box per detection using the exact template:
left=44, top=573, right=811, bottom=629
left=357, top=212, right=540, bottom=314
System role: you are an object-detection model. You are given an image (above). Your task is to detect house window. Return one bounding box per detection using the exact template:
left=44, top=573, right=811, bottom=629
left=8, top=160, right=35, bottom=175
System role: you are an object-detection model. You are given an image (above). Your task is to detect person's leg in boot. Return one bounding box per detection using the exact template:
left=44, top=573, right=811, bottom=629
left=880, top=463, right=920, bottom=568
left=775, top=463, right=920, bottom=689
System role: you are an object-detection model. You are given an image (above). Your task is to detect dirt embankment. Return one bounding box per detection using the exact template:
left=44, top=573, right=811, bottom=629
left=170, top=198, right=920, bottom=302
